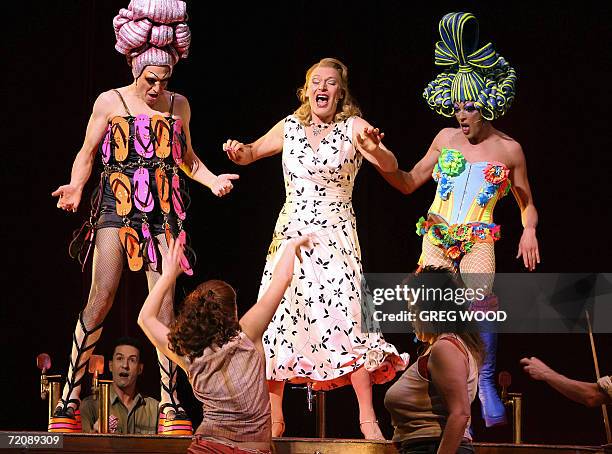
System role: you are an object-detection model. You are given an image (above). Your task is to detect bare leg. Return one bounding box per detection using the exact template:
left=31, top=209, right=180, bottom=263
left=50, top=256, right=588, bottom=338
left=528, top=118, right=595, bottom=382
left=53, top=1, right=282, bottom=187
left=351, top=367, right=384, bottom=440
left=268, top=380, right=286, bottom=437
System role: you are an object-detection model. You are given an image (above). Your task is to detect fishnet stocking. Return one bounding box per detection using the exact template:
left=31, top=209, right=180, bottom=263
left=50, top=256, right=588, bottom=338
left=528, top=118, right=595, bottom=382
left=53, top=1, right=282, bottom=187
left=144, top=233, right=180, bottom=413
left=58, top=227, right=124, bottom=410
left=420, top=236, right=454, bottom=270
left=460, top=242, right=495, bottom=297
left=82, top=227, right=124, bottom=328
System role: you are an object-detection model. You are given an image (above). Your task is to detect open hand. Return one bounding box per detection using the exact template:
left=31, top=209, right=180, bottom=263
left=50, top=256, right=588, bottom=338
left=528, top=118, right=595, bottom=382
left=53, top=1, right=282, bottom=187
left=356, top=126, right=385, bottom=154
left=291, top=235, right=315, bottom=263
left=161, top=237, right=185, bottom=280
left=520, top=356, right=554, bottom=381
left=211, top=174, right=240, bottom=197
left=52, top=184, right=82, bottom=212
left=517, top=227, right=540, bottom=271
left=224, top=139, right=251, bottom=165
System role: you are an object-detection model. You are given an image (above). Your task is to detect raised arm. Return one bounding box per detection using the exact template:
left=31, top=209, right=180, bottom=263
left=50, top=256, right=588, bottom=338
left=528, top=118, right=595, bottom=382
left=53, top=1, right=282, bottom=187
left=428, top=340, right=472, bottom=454
left=376, top=128, right=450, bottom=195
left=239, top=235, right=313, bottom=347
left=174, top=94, right=239, bottom=197
left=223, top=119, right=285, bottom=166
left=137, top=238, right=187, bottom=371
left=521, top=357, right=611, bottom=407
left=507, top=142, right=540, bottom=271
left=352, top=117, right=397, bottom=172
left=51, top=92, right=114, bottom=212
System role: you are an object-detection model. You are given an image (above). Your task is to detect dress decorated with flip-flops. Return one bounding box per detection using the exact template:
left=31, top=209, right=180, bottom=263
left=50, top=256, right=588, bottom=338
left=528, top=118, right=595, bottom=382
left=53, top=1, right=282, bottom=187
left=260, top=115, right=408, bottom=390
left=94, top=90, right=193, bottom=275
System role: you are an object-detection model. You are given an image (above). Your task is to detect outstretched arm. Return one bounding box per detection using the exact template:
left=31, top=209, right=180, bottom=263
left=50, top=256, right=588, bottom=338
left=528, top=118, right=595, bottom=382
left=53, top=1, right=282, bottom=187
left=137, top=239, right=187, bottom=371
left=352, top=117, right=397, bottom=172
left=175, top=95, right=239, bottom=197
left=521, top=357, right=611, bottom=407
left=224, top=119, right=285, bottom=166
left=51, top=92, right=114, bottom=212
left=240, top=236, right=314, bottom=346
left=508, top=143, right=540, bottom=271
left=375, top=128, right=448, bottom=195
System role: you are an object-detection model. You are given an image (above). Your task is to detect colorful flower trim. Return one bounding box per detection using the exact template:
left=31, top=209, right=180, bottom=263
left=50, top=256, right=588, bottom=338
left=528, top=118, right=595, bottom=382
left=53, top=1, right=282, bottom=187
left=484, top=163, right=509, bottom=185
left=416, top=218, right=501, bottom=267
left=476, top=163, right=511, bottom=207
left=439, top=149, right=466, bottom=177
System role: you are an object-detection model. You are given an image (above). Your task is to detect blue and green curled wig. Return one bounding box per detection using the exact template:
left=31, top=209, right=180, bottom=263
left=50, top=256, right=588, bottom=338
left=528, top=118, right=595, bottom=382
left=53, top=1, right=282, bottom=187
left=423, top=12, right=517, bottom=120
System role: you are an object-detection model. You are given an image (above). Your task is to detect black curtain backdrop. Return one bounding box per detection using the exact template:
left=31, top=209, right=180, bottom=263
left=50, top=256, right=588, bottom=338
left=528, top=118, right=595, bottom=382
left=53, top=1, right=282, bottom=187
left=3, top=0, right=611, bottom=445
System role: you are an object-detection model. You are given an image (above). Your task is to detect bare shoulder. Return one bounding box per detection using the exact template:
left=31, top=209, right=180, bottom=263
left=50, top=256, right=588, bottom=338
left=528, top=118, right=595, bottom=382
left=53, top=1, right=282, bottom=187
left=93, top=90, right=121, bottom=117
left=351, top=115, right=369, bottom=129
left=171, top=92, right=190, bottom=109
left=169, top=92, right=191, bottom=119
left=495, top=130, right=525, bottom=166
left=430, top=338, right=468, bottom=367
left=431, top=127, right=458, bottom=150
left=438, top=127, right=458, bottom=141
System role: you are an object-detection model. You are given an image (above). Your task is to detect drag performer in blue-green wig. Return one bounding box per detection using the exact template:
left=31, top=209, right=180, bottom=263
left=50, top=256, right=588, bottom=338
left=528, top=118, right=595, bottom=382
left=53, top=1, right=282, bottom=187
left=381, top=12, right=541, bottom=443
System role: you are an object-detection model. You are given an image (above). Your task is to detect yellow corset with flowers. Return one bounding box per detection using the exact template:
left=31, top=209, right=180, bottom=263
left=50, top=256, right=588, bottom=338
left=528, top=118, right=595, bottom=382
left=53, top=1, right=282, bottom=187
left=416, top=149, right=511, bottom=265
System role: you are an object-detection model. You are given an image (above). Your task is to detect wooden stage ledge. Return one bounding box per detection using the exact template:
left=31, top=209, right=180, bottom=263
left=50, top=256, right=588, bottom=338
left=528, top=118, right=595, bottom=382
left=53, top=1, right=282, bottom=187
left=1, top=432, right=610, bottom=454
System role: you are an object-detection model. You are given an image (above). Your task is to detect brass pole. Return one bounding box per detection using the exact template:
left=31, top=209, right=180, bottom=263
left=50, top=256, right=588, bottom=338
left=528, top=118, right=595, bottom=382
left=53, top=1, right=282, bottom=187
left=512, top=394, right=522, bottom=444
left=98, top=381, right=112, bottom=434
left=316, top=391, right=326, bottom=438
left=49, top=381, right=61, bottom=421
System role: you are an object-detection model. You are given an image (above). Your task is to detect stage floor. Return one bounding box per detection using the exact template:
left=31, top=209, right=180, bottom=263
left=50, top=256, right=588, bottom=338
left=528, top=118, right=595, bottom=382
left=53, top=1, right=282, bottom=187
left=1, top=432, right=610, bottom=454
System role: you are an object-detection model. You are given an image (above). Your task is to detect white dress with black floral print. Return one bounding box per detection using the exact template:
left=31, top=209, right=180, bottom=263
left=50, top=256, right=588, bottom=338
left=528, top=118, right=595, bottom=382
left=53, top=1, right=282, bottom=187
left=259, top=115, right=408, bottom=390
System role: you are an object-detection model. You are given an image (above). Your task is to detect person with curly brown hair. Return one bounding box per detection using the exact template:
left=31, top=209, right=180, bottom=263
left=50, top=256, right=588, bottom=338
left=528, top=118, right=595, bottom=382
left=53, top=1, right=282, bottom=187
left=138, top=235, right=313, bottom=453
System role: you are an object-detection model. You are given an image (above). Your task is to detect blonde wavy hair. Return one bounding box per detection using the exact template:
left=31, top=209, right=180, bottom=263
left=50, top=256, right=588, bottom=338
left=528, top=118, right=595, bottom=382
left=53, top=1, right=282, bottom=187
left=294, top=57, right=361, bottom=125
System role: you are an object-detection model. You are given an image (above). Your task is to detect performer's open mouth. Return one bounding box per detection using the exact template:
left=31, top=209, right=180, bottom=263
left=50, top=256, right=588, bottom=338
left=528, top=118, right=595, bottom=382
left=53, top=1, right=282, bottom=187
left=461, top=123, right=470, bottom=135
left=315, top=94, right=329, bottom=108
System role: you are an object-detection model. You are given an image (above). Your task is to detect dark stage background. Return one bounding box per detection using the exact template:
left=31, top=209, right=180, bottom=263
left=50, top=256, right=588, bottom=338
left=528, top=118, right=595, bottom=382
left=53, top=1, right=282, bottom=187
left=2, top=0, right=611, bottom=446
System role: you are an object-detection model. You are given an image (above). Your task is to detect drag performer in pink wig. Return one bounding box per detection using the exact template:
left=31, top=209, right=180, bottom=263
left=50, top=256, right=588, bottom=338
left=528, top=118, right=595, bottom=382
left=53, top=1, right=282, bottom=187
left=50, top=0, right=238, bottom=434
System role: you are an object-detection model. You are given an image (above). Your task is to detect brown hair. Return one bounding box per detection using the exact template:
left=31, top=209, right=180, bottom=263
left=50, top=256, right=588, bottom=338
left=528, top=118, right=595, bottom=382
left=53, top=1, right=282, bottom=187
left=405, top=267, right=485, bottom=367
left=294, top=57, right=361, bottom=126
left=167, top=280, right=240, bottom=361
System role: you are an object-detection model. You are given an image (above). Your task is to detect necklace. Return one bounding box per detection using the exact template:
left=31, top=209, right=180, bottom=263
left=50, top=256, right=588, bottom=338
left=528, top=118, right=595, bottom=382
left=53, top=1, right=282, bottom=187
left=309, top=121, right=332, bottom=137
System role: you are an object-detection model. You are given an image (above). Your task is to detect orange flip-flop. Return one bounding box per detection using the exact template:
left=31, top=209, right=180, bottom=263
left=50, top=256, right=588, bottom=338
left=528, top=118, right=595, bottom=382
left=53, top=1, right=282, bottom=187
left=119, top=226, right=143, bottom=271
left=110, top=117, right=129, bottom=162
left=152, top=115, right=171, bottom=158
left=164, top=225, right=174, bottom=248
left=110, top=172, right=132, bottom=216
left=155, top=168, right=171, bottom=214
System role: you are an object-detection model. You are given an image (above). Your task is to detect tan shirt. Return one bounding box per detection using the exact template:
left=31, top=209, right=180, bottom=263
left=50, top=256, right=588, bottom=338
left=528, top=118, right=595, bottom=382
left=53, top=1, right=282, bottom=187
left=186, top=331, right=271, bottom=446
left=80, top=388, right=159, bottom=434
left=384, top=335, right=478, bottom=443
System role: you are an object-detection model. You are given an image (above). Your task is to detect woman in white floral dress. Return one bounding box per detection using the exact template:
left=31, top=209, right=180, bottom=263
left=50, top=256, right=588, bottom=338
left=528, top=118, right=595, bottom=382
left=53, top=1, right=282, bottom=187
left=224, top=58, right=408, bottom=439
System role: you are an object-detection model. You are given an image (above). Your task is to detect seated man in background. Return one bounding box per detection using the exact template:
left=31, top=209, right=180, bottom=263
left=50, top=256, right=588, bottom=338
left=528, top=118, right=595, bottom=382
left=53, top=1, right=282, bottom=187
left=521, top=356, right=612, bottom=407
left=81, top=337, right=159, bottom=434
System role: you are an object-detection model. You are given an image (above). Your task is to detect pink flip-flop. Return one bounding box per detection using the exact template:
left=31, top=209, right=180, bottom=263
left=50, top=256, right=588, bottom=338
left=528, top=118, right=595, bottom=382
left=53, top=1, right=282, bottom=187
left=133, top=168, right=154, bottom=212
left=141, top=223, right=159, bottom=272
left=101, top=124, right=111, bottom=163
left=134, top=114, right=154, bottom=158
left=177, top=230, right=193, bottom=276
left=172, top=119, right=185, bottom=165
left=171, top=174, right=186, bottom=220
